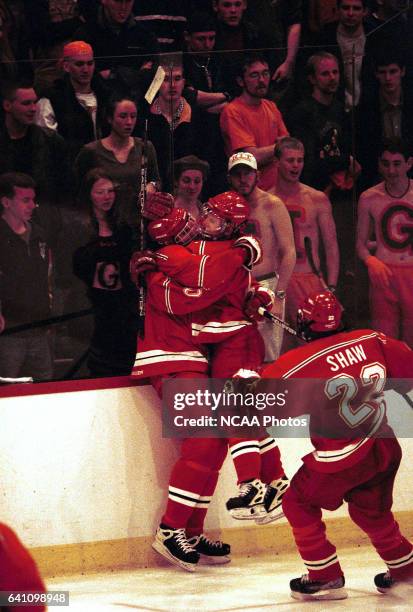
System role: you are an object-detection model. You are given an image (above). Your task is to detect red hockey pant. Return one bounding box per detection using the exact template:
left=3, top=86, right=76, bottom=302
left=152, top=372, right=227, bottom=533
left=152, top=372, right=283, bottom=531
left=282, top=439, right=413, bottom=581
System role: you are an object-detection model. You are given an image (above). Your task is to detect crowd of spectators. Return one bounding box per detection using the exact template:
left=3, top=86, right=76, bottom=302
left=0, top=0, right=412, bottom=381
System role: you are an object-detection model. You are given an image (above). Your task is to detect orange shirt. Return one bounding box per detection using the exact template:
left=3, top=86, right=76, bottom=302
left=220, top=97, right=288, bottom=191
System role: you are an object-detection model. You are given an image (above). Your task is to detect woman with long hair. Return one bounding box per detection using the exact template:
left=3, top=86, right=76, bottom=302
left=73, top=168, right=139, bottom=377
left=74, top=95, right=160, bottom=229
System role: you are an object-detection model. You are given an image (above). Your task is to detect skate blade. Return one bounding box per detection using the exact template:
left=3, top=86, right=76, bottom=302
left=229, top=504, right=266, bottom=520
left=254, top=509, right=285, bottom=525
left=379, top=582, right=413, bottom=597
left=291, top=587, right=348, bottom=601
left=198, top=554, right=231, bottom=565
left=152, top=540, right=198, bottom=572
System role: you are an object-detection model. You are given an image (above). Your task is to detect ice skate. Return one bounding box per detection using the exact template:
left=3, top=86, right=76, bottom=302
left=187, top=534, right=231, bottom=565
left=226, top=478, right=266, bottom=520
left=255, top=476, right=289, bottom=525
left=375, top=570, right=413, bottom=595
left=152, top=525, right=199, bottom=572
left=290, top=574, right=347, bottom=601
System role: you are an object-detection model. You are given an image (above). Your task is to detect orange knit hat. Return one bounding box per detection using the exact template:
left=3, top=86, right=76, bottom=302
left=63, top=41, right=93, bottom=59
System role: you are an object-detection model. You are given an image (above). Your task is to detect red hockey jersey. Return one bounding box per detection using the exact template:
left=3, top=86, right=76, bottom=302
left=262, top=329, right=413, bottom=472
left=132, top=241, right=254, bottom=378
left=155, top=240, right=259, bottom=343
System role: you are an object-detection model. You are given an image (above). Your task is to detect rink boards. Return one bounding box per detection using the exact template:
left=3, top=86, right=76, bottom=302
left=1, top=379, right=412, bottom=577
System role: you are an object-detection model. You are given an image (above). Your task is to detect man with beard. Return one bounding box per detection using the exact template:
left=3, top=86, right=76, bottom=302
left=220, top=54, right=289, bottom=192
left=227, top=151, right=296, bottom=361
left=286, top=52, right=352, bottom=192
left=315, top=0, right=369, bottom=111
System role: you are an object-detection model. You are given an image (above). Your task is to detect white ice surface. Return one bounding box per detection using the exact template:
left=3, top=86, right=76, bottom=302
left=47, top=547, right=413, bottom=611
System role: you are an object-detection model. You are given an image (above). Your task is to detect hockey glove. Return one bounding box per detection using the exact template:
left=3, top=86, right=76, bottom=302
left=130, top=249, right=157, bottom=286
left=143, top=192, right=175, bottom=220
left=232, top=235, right=262, bottom=270
left=244, top=286, right=275, bottom=321
left=224, top=371, right=260, bottom=397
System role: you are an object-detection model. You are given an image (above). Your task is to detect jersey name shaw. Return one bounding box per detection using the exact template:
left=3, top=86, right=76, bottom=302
left=326, top=344, right=367, bottom=371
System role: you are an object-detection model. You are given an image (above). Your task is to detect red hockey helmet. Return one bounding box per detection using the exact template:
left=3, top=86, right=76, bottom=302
left=200, top=191, right=249, bottom=238
left=148, top=208, right=199, bottom=246
left=297, top=291, right=344, bottom=339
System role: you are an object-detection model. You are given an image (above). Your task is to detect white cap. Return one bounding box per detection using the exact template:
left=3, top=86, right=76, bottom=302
left=228, top=151, right=257, bottom=172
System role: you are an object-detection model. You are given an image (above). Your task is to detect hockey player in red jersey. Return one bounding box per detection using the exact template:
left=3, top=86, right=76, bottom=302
left=152, top=196, right=289, bottom=512
left=130, top=195, right=287, bottom=570
left=132, top=203, right=261, bottom=380
left=131, top=202, right=256, bottom=571
left=184, top=193, right=289, bottom=525
left=259, top=291, right=413, bottom=601
left=0, top=522, right=47, bottom=611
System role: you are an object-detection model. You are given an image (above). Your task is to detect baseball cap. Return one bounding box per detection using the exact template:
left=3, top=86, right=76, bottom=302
left=228, top=152, right=257, bottom=172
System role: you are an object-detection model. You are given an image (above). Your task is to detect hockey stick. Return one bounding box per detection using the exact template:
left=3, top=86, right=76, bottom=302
left=258, top=307, right=306, bottom=340
left=304, top=236, right=329, bottom=291
left=138, top=118, right=148, bottom=318
left=396, top=388, right=413, bottom=410
left=404, top=393, right=413, bottom=410
left=168, top=60, right=175, bottom=191
left=137, top=68, right=166, bottom=319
